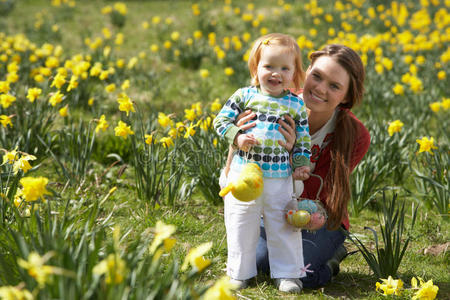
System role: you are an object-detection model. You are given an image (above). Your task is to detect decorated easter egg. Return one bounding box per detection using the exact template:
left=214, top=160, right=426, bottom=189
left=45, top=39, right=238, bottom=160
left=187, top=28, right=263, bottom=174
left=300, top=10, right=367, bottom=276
left=306, top=211, right=326, bottom=231
left=297, top=199, right=318, bottom=214
left=286, top=209, right=310, bottom=227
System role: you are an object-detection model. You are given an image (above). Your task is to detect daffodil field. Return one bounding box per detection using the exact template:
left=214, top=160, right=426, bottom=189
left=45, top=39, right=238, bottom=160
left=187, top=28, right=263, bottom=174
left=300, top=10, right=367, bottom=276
left=0, top=0, right=448, bottom=299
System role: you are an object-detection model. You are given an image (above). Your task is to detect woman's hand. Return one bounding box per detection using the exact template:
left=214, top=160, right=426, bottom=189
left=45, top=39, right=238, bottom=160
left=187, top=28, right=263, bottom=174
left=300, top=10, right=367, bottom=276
left=235, top=109, right=257, bottom=131
left=277, top=114, right=296, bottom=152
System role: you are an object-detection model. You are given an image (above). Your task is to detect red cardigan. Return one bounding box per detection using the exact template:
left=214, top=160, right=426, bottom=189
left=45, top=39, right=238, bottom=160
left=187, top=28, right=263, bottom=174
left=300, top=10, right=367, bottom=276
left=300, top=109, right=370, bottom=230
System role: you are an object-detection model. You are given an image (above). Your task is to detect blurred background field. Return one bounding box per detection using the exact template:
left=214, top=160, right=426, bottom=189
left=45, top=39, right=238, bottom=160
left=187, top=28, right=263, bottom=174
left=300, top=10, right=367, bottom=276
left=0, top=0, right=448, bottom=299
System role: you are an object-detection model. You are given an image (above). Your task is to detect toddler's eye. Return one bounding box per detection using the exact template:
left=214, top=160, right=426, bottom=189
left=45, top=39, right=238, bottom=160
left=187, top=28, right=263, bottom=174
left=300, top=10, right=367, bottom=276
left=282, top=67, right=290, bottom=71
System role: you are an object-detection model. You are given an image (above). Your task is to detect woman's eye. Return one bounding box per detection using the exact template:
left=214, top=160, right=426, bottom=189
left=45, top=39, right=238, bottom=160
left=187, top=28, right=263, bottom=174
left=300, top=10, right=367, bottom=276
left=330, top=84, right=339, bottom=90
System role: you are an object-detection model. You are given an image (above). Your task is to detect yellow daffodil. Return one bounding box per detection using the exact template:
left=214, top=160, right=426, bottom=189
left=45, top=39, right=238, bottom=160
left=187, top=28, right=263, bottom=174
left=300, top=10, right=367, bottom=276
left=115, top=33, right=124, bottom=46
left=0, top=115, right=13, bottom=128
left=117, top=93, right=135, bottom=116
left=0, top=285, right=33, bottom=300
left=88, top=97, right=95, bottom=106
left=416, top=137, right=438, bottom=154
left=181, top=242, right=212, bottom=272
left=149, top=221, right=176, bottom=254
left=375, top=276, right=403, bottom=296
left=388, top=120, right=404, bottom=136
left=429, top=102, right=441, bottom=112
left=224, top=67, right=234, bottom=76
left=113, top=2, right=127, bottom=15
left=121, top=79, right=130, bottom=90
left=184, top=123, right=196, bottom=138
left=51, top=73, right=66, bottom=89
left=66, top=75, right=78, bottom=92
left=17, top=252, right=56, bottom=287
left=158, top=112, right=173, bottom=128
left=102, top=27, right=112, bottom=39
left=49, top=91, right=64, bottom=107
left=116, top=61, right=124, bottom=71
left=2, top=148, right=18, bottom=165
left=45, top=56, right=59, bottom=68
left=163, top=237, right=176, bottom=252
left=409, top=76, right=423, bottom=93
left=211, top=98, right=222, bottom=112
left=441, top=98, right=449, bottom=110
left=0, top=94, right=16, bottom=109
left=13, top=155, right=37, bottom=174
left=392, top=83, right=404, bottom=95
left=95, top=115, right=109, bottom=133
left=176, top=122, right=185, bottom=133
left=114, top=121, right=134, bottom=139
left=127, top=57, right=138, bottom=69
left=101, top=5, right=112, bottom=14
left=59, top=106, right=68, bottom=117
left=200, top=117, right=212, bottom=131
left=152, top=16, right=161, bottom=24
left=145, top=134, right=155, bottom=144
left=375, top=63, right=383, bottom=74
left=437, top=70, right=446, bottom=80
left=159, top=136, right=174, bottom=148
left=171, top=31, right=180, bottom=41
left=99, top=70, right=109, bottom=80
left=6, top=72, right=18, bottom=83
left=411, top=277, right=439, bottom=300
left=203, top=276, right=237, bottom=300
left=93, top=254, right=127, bottom=284
left=168, top=128, right=178, bottom=138
left=184, top=108, right=196, bottom=121
left=200, top=69, right=210, bottom=78
left=105, top=83, right=116, bottom=93
left=150, top=44, right=159, bottom=52
left=163, top=40, right=172, bottom=49
left=0, top=80, right=10, bottom=93
left=19, top=176, right=50, bottom=202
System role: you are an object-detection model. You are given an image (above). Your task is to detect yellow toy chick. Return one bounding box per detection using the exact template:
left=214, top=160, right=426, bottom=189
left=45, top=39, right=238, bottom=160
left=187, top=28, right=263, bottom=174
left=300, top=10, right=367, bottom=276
left=219, top=163, right=264, bottom=202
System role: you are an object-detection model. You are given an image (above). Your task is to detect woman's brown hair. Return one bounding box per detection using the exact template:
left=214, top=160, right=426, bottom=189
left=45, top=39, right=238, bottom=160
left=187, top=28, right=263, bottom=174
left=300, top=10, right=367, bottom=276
left=309, top=44, right=365, bottom=230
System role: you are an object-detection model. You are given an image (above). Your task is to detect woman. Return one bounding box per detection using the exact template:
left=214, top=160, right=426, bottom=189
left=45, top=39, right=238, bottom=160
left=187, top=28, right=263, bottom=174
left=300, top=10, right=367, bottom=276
left=223, top=44, right=370, bottom=289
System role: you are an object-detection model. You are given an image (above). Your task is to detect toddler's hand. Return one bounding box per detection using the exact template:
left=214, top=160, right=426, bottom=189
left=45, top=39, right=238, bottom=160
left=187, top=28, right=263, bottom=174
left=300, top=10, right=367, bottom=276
left=235, top=133, right=258, bottom=152
left=293, top=166, right=311, bottom=181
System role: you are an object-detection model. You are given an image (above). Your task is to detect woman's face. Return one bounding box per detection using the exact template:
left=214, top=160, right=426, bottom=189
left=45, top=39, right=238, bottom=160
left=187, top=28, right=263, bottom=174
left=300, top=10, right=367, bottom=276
left=303, top=56, right=350, bottom=114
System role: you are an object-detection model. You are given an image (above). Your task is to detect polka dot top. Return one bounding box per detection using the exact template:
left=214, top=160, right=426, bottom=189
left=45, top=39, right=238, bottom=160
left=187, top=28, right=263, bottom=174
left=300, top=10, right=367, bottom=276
left=213, top=86, right=311, bottom=178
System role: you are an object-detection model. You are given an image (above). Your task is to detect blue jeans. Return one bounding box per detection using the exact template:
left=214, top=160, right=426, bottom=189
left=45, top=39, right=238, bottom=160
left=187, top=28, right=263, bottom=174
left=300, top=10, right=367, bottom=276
left=256, top=219, right=346, bottom=288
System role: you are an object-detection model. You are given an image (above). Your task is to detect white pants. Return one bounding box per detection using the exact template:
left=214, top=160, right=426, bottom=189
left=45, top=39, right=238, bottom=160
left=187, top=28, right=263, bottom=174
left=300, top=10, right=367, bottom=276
left=223, top=169, right=304, bottom=280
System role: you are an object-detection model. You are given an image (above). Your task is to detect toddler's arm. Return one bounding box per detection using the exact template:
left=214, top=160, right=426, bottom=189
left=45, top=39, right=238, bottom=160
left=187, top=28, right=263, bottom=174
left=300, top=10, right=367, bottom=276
left=213, top=89, right=245, bottom=146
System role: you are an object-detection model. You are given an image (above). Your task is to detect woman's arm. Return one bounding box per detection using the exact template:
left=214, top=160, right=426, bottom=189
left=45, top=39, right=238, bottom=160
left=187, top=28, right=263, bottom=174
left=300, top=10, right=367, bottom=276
left=223, top=112, right=297, bottom=176
left=223, top=110, right=257, bottom=176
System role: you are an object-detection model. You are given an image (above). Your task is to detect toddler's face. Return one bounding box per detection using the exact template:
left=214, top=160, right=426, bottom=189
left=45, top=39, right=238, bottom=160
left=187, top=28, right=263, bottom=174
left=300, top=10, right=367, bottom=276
left=257, top=45, right=295, bottom=97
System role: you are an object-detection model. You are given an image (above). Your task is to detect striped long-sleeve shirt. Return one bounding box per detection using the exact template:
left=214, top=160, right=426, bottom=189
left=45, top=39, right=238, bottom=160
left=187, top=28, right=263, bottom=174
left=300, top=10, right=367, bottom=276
left=213, top=86, right=311, bottom=178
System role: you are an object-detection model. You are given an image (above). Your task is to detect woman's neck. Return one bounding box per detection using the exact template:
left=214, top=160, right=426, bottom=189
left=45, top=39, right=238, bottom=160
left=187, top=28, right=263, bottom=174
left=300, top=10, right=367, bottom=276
left=307, top=109, right=335, bottom=135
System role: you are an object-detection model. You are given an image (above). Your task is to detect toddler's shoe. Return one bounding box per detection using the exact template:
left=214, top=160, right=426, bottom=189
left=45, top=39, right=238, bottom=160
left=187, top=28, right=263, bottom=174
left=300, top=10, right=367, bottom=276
left=229, top=278, right=250, bottom=290
left=275, top=278, right=303, bottom=293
